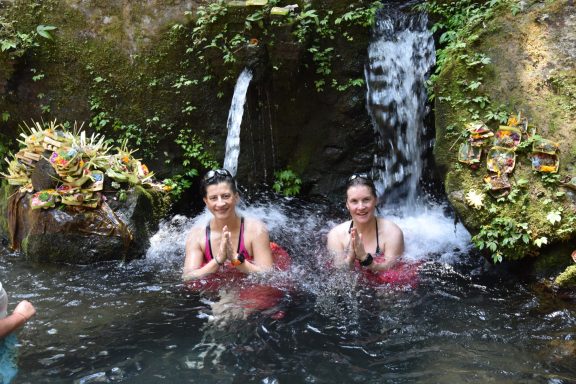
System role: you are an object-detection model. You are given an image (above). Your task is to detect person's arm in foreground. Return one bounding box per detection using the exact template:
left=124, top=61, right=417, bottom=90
left=0, top=300, right=35, bottom=338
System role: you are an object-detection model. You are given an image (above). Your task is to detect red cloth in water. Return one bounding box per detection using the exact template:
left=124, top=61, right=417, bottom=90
left=361, top=256, right=421, bottom=288
left=238, top=284, right=285, bottom=311
left=185, top=242, right=290, bottom=292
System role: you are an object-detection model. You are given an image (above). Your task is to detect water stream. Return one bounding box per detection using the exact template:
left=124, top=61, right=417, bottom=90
left=365, top=9, right=435, bottom=211
left=223, top=68, right=253, bottom=177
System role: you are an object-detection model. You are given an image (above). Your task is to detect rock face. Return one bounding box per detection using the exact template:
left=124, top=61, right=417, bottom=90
left=1, top=183, right=168, bottom=263
left=0, top=0, right=376, bottom=202
left=434, top=1, right=576, bottom=272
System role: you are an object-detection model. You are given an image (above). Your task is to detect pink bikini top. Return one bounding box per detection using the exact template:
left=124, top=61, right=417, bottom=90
left=204, top=217, right=252, bottom=263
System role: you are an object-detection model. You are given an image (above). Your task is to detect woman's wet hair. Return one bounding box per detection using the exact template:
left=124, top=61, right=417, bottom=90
left=346, top=173, right=377, bottom=198
left=201, top=168, right=238, bottom=197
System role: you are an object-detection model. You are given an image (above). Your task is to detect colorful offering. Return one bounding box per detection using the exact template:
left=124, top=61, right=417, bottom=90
left=487, top=147, right=516, bottom=174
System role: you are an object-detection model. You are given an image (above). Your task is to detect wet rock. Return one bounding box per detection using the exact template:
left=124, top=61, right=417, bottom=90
left=434, top=0, right=576, bottom=267
left=554, top=265, right=576, bottom=288
left=0, top=181, right=169, bottom=263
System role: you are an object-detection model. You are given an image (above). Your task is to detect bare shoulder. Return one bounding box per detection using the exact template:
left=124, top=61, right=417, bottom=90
left=243, top=217, right=269, bottom=236
left=327, top=221, right=350, bottom=249
left=380, top=218, right=403, bottom=235
left=378, top=217, right=404, bottom=258
left=186, top=225, right=205, bottom=244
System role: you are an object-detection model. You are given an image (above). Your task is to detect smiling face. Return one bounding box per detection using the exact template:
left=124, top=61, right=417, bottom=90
left=346, top=185, right=377, bottom=224
left=203, top=182, right=239, bottom=220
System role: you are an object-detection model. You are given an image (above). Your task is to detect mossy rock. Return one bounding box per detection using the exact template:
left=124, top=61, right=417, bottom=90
left=555, top=265, right=576, bottom=288
left=0, top=181, right=170, bottom=263
left=434, top=0, right=576, bottom=264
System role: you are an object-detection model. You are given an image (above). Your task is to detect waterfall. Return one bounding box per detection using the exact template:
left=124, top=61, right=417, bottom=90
left=223, top=68, right=253, bottom=176
left=365, top=9, right=435, bottom=211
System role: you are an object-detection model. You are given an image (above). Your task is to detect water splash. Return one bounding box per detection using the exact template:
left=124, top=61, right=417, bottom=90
left=146, top=198, right=471, bottom=285
left=365, top=10, right=435, bottom=211
left=145, top=11, right=469, bottom=329
left=223, top=68, right=253, bottom=176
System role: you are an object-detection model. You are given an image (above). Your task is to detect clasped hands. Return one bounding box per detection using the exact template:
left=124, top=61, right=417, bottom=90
left=344, top=227, right=371, bottom=268
left=214, top=226, right=240, bottom=266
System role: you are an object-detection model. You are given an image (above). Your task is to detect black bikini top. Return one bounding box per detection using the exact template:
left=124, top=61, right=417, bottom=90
left=348, top=218, right=381, bottom=255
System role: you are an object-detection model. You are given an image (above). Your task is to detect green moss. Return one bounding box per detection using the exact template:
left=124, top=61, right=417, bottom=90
left=20, top=234, right=29, bottom=254
left=554, top=265, right=576, bottom=288
left=0, top=181, right=15, bottom=237
left=432, top=0, right=576, bottom=263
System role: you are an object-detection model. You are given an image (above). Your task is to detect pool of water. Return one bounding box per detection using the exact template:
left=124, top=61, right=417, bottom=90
left=2, top=199, right=576, bottom=383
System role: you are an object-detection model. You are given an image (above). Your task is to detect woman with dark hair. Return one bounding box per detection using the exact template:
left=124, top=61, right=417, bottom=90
left=182, top=169, right=274, bottom=282
left=327, top=173, right=405, bottom=272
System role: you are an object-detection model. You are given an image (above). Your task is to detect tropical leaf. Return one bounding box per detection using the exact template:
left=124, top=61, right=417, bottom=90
left=546, top=211, right=561, bottom=225
left=534, top=237, right=548, bottom=247
left=36, top=25, right=57, bottom=40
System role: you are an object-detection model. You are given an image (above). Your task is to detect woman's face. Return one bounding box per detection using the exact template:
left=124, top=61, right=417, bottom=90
left=203, top=182, right=239, bottom=220
left=346, top=185, right=377, bottom=224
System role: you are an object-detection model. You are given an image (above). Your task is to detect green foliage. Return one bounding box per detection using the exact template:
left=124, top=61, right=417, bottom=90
left=541, top=172, right=560, bottom=187
left=0, top=0, right=398, bottom=201
left=472, top=215, right=531, bottom=263
left=181, top=1, right=381, bottom=93
left=421, top=0, right=576, bottom=264
left=165, top=131, right=218, bottom=199
left=36, top=24, right=56, bottom=40
left=547, top=71, right=576, bottom=113
left=510, top=2, right=523, bottom=16
left=162, top=175, right=192, bottom=200
left=273, top=169, right=301, bottom=197
left=174, top=132, right=218, bottom=176
left=335, top=2, right=383, bottom=28
left=469, top=161, right=576, bottom=262
left=0, top=15, right=56, bottom=57
left=416, top=0, right=501, bottom=105
left=1, top=13, right=56, bottom=122
left=484, top=105, right=510, bottom=124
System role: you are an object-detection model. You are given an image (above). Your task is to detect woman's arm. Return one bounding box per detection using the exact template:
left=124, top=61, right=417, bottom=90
left=327, top=223, right=355, bottom=269
left=182, top=226, right=224, bottom=281
left=0, top=300, right=35, bottom=339
left=233, top=220, right=273, bottom=273
left=367, top=220, right=404, bottom=272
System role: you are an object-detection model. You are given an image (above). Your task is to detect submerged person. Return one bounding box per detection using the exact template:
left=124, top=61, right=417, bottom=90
left=182, top=168, right=274, bottom=282
left=182, top=169, right=290, bottom=321
left=327, top=173, right=405, bottom=275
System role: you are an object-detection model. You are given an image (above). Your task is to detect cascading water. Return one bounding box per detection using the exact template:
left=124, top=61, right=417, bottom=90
left=223, top=68, right=253, bottom=176
left=365, top=9, right=435, bottom=211
left=362, top=7, right=468, bottom=264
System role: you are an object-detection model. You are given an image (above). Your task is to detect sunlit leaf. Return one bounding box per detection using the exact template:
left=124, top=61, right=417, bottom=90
left=36, top=25, right=57, bottom=40
left=534, top=237, right=548, bottom=247
left=546, top=211, right=561, bottom=225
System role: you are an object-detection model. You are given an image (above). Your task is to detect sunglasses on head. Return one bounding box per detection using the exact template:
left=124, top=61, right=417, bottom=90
left=348, top=173, right=371, bottom=182
left=204, top=168, right=233, bottom=182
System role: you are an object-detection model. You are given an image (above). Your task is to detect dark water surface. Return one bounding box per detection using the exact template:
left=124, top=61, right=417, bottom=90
left=2, top=201, right=576, bottom=383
